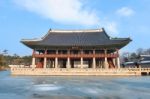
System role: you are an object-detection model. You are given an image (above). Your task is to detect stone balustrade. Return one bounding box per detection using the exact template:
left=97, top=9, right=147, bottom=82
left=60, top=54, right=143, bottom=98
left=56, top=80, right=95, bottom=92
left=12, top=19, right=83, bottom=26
left=10, top=67, right=150, bottom=76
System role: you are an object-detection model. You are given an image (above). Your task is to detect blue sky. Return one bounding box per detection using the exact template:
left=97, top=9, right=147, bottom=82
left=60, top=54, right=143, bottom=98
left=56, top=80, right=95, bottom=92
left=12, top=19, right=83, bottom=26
left=0, top=0, right=150, bottom=56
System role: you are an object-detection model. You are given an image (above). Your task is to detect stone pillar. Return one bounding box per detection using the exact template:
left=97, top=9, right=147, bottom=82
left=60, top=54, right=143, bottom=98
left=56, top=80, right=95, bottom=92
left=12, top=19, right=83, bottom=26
left=55, top=58, right=58, bottom=68
left=104, top=57, right=108, bottom=69
left=113, top=58, right=116, bottom=67
left=67, top=49, right=71, bottom=68
left=43, top=49, right=47, bottom=68
left=81, top=57, right=83, bottom=68
left=93, top=58, right=96, bottom=69
left=100, top=61, right=103, bottom=68
left=117, top=57, right=120, bottom=68
left=32, top=57, right=36, bottom=68
left=67, top=58, right=70, bottom=68
left=116, top=49, right=120, bottom=68
left=104, top=49, right=108, bottom=69
left=92, top=49, right=96, bottom=68
left=52, top=61, right=55, bottom=68
left=80, top=49, right=83, bottom=68
left=31, top=49, right=36, bottom=68
left=55, top=50, right=58, bottom=68
left=44, top=57, right=47, bottom=68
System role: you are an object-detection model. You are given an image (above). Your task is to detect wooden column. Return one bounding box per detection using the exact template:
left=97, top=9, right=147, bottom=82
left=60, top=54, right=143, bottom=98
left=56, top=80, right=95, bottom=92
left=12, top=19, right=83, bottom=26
left=104, top=49, right=108, bottom=69
left=31, top=49, right=36, bottom=68
left=55, top=50, right=58, bottom=68
left=92, top=49, right=96, bottom=68
left=67, top=49, right=71, bottom=68
left=43, top=49, right=47, bottom=68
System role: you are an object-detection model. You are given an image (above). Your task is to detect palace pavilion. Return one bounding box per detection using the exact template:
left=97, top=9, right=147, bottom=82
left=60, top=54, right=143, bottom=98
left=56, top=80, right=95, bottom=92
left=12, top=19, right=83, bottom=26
left=21, top=28, right=131, bottom=69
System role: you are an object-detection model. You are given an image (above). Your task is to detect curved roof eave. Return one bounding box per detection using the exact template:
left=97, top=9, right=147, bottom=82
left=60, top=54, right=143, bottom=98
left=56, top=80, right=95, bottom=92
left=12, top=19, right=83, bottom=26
left=20, top=28, right=132, bottom=50
left=22, top=40, right=130, bottom=50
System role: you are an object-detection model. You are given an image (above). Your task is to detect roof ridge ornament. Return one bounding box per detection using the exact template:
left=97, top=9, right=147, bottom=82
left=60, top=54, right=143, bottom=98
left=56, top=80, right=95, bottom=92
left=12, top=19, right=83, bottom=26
left=49, top=28, right=52, bottom=31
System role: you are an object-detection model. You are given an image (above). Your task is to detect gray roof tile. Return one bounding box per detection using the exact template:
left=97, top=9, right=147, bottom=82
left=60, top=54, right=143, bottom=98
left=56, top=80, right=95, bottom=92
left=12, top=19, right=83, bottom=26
left=21, top=28, right=131, bottom=49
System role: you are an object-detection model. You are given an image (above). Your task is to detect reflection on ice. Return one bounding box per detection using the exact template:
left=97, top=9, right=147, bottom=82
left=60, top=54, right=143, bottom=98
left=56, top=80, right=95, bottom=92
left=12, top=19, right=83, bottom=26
left=33, top=84, right=62, bottom=91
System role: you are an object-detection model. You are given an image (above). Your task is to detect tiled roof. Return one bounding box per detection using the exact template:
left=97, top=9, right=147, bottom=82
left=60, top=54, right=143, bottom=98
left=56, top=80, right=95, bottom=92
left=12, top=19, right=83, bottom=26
left=21, top=28, right=131, bottom=49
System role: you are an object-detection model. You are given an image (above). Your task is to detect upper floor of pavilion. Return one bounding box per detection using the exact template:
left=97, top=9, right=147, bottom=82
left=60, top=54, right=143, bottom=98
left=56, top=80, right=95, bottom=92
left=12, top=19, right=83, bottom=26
left=21, top=28, right=131, bottom=50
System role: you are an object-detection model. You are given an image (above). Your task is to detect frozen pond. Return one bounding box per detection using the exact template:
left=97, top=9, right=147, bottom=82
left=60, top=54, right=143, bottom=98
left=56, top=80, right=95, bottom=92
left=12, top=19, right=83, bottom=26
left=0, top=71, right=150, bottom=99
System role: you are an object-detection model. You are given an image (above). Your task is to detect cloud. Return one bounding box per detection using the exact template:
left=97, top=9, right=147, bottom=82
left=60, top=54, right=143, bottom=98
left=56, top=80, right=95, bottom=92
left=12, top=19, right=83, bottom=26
left=13, top=0, right=99, bottom=26
left=13, top=0, right=119, bottom=35
left=116, top=7, right=135, bottom=17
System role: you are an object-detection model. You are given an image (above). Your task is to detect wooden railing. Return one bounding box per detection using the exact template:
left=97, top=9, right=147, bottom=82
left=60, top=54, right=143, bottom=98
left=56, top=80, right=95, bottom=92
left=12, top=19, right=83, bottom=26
left=34, top=53, right=118, bottom=58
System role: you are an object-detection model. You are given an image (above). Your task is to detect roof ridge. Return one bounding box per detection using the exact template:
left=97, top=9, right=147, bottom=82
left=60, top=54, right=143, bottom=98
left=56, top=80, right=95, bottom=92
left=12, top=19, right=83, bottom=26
left=49, top=28, right=104, bottom=33
left=41, top=28, right=105, bottom=40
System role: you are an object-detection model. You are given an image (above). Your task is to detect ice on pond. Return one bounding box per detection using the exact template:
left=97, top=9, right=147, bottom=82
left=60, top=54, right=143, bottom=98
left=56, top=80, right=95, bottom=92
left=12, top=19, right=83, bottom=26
left=0, top=71, right=150, bottom=99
